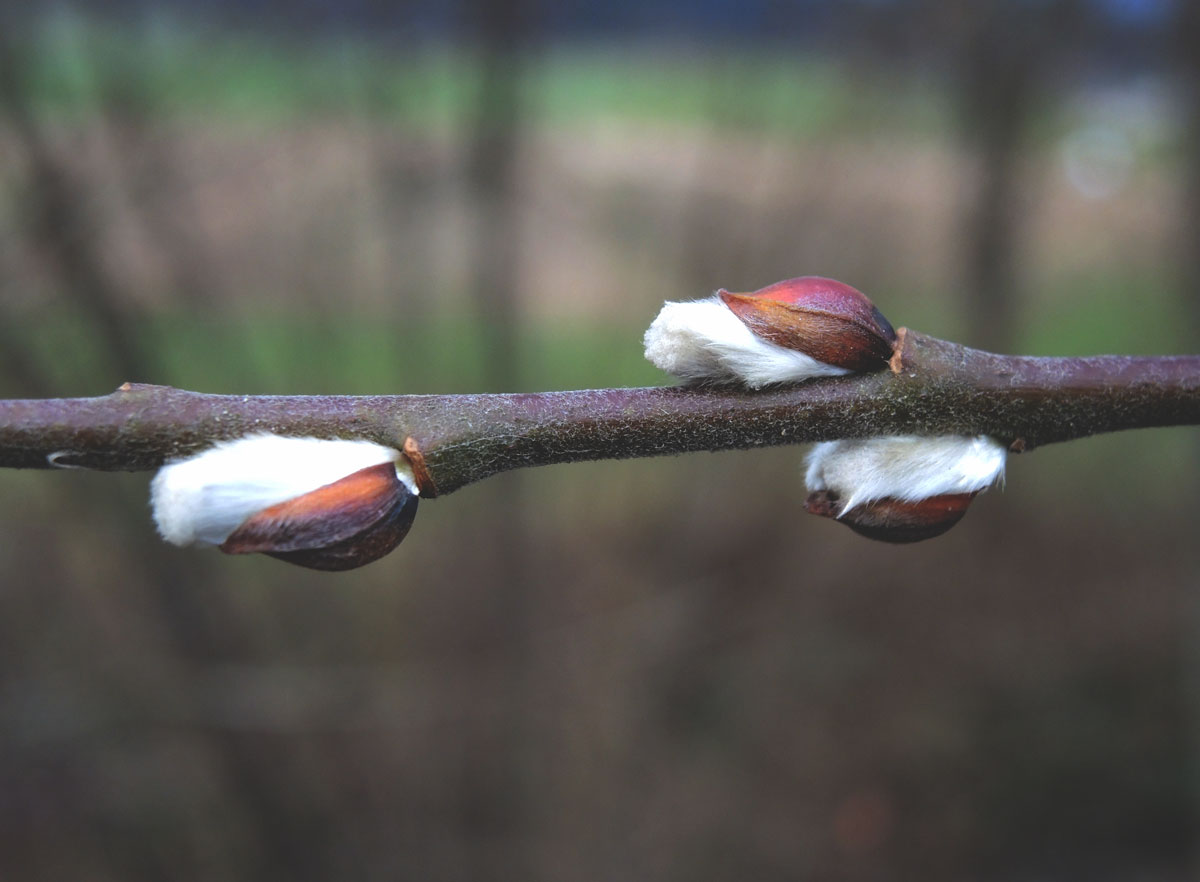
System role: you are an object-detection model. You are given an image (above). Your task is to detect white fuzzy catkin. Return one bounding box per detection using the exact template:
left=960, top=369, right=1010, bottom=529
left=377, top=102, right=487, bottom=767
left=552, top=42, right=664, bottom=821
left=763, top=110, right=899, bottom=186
left=805, top=435, right=1006, bottom=515
left=643, top=296, right=852, bottom=388
left=151, top=435, right=416, bottom=546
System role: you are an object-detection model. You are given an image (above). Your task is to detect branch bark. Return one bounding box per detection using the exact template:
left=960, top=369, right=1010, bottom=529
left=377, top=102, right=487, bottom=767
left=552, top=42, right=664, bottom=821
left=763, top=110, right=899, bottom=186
left=1, top=330, right=1197, bottom=496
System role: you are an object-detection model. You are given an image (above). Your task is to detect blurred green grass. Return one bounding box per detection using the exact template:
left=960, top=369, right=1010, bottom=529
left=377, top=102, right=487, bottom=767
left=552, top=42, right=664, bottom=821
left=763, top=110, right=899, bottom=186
left=1022, top=269, right=1194, bottom=356
left=21, top=12, right=951, bottom=138
left=14, top=263, right=1190, bottom=397
left=9, top=310, right=661, bottom=394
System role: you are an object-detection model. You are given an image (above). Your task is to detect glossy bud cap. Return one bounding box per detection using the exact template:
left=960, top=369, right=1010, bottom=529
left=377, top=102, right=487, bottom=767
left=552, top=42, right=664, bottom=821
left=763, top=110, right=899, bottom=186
left=719, top=276, right=896, bottom=372
left=151, top=434, right=420, bottom=572
left=802, top=434, right=1005, bottom=544
left=804, top=489, right=974, bottom=544
left=221, top=462, right=418, bottom=571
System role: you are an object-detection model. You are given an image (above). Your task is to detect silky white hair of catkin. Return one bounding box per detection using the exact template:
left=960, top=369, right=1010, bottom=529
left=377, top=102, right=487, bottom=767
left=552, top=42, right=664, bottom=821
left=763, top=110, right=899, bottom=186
left=805, top=435, right=1006, bottom=515
left=643, top=296, right=852, bottom=389
left=151, top=434, right=416, bottom=546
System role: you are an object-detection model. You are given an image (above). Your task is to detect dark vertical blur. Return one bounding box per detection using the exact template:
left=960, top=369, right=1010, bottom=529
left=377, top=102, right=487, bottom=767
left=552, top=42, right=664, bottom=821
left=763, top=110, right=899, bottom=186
left=1174, top=0, right=1200, bottom=336
left=951, top=0, right=1066, bottom=353
left=1170, top=3, right=1200, bottom=872
left=0, top=36, right=150, bottom=385
left=466, top=0, right=529, bottom=392
left=459, top=3, right=535, bottom=875
left=0, top=2, right=1196, bottom=881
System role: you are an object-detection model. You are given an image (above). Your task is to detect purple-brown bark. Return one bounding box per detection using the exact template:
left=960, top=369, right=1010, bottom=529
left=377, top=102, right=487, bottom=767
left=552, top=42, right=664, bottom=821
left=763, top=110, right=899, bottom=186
left=0, top=330, right=1197, bottom=496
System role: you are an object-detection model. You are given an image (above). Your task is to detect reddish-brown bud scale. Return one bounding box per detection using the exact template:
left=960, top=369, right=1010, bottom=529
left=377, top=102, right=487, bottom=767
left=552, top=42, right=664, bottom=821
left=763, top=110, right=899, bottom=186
left=804, top=489, right=975, bottom=544
left=719, top=276, right=896, bottom=372
left=221, top=462, right=419, bottom=571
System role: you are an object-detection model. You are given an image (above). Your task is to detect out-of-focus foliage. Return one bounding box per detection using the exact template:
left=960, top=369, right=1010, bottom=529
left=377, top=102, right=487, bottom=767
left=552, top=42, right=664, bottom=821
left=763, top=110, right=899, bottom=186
left=0, top=2, right=1197, bottom=880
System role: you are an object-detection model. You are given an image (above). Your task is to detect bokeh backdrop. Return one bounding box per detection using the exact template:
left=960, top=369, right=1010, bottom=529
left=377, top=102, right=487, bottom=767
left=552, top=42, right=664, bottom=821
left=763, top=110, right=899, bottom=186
left=1, top=1, right=1198, bottom=879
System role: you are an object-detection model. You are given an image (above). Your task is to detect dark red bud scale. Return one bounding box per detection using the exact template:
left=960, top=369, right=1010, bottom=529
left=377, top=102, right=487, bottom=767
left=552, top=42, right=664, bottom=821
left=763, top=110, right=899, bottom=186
left=804, top=489, right=975, bottom=544
left=221, top=462, right=419, bottom=571
left=719, top=276, right=897, bottom=372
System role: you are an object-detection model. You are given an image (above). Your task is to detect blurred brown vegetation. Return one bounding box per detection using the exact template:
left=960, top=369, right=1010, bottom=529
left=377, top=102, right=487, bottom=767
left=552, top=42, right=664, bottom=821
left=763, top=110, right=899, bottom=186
left=0, top=2, right=1198, bottom=880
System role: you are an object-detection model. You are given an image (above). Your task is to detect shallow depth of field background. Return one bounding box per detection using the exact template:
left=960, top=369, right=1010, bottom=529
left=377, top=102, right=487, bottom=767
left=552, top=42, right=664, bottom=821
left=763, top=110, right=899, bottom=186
left=1, top=1, right=1198, bottom=879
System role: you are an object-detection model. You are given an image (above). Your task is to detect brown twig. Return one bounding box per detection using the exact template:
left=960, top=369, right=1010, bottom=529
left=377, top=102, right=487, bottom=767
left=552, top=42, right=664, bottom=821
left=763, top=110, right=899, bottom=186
left=0, top=330, right=1197, bottom=496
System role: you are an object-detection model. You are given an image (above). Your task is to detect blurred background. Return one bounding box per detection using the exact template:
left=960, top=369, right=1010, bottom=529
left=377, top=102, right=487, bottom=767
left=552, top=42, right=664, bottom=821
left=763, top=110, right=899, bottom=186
left=0, top=0, right=1197, bottom=879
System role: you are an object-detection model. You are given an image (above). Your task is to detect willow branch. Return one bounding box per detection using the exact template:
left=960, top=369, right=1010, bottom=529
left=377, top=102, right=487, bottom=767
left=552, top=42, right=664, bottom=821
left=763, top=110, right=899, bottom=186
left=1, top=329, right=1197, bottom=496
